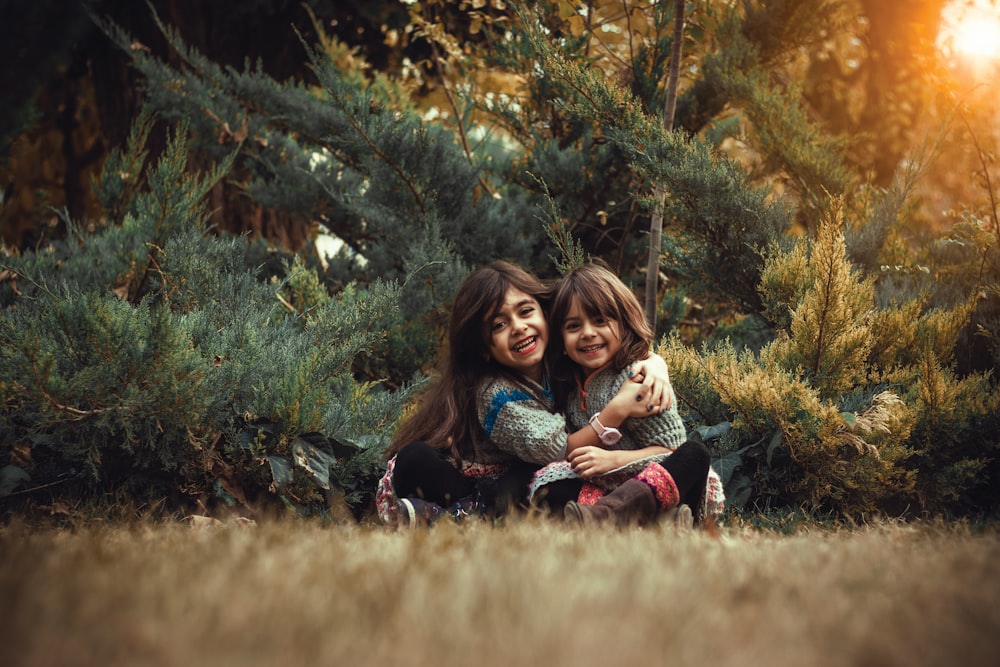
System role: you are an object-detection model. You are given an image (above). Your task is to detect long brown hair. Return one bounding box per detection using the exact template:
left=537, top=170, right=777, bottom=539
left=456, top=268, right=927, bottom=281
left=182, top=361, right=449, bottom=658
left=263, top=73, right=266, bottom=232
left=547, top=263, right=651, bottom=403
left=387, top=261, right=551, bottom=461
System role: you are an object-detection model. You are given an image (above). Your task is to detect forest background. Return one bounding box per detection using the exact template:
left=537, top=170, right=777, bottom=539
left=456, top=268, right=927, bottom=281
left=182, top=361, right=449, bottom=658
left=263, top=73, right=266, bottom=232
left=1, top=0, right=999, bottom=526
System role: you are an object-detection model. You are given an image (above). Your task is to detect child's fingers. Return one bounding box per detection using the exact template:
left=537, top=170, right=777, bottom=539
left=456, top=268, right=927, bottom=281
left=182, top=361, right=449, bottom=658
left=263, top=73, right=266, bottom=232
left=649, top=379, right=676, bottom=412
left=624, top=369, right=675, bottom=414
left=634, top=374, right=663, bottom=411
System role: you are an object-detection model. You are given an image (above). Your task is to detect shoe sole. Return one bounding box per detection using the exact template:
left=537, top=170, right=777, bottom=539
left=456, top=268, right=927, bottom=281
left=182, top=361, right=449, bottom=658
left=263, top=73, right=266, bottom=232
left=564, top=502, right=584, bottom=524
left=674, top=504, right=693, bottom=529
left=397, top=498, right=417, bottom=527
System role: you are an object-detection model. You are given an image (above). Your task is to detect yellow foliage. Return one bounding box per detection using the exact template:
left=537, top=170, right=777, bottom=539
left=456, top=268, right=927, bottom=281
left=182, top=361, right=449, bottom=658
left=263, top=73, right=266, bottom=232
left=785, top=204, right=875, bottom=398
left=681, top=200, right=961, bottom=513
left=867, top=300, right=922, bottom=371
left=758, top=238, right=810, bottom=331
left=915, top=297, right=977, bottom=367
left=914, top=351, right=997, bottom=447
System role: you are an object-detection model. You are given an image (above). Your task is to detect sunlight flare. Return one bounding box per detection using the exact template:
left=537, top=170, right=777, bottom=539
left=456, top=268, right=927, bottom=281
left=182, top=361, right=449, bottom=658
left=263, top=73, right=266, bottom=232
left=940, top=0, right=1000, bottom=60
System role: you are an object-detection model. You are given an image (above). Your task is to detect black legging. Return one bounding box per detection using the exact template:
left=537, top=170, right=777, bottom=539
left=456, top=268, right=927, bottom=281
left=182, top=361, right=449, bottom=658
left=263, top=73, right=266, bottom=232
left=392, top=441, right=539, bottom=515
left=534, top=439, right=712, bottom=521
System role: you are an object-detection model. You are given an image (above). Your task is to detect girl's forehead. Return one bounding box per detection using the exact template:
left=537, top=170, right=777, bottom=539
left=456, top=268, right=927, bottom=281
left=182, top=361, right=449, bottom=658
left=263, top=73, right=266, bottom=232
left=499, top=287, right=537, bottom=308
left=565, top=292, right=611, bottom=317
left=487, top=287, right=538, bottom=319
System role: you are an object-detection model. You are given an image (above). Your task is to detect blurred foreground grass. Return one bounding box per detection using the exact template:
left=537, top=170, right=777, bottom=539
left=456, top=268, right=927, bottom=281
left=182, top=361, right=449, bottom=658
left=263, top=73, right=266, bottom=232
left=1, top=517, right=999, bottom=667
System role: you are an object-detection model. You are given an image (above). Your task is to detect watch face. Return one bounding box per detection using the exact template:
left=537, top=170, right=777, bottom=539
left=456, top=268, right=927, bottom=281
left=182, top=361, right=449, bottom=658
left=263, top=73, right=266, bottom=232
left=603, top=429, right=622, bottom=445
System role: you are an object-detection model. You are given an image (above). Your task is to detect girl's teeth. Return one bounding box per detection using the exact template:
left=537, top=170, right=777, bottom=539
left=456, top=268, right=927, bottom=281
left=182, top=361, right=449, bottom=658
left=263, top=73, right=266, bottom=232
left=514, top=337, right=534, bottom=351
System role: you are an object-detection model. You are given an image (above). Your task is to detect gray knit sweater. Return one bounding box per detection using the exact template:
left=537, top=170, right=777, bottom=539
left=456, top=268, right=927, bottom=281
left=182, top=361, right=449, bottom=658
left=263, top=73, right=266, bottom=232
left=475, top=374, right=568, bottom=466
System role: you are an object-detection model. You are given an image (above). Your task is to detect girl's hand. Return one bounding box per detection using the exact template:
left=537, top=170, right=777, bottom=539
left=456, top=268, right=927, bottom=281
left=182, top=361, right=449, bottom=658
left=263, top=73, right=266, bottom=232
left=567, top=446, right=624, bottom=478
left=609, top=379, right=665, bottom=419
left=628, top=354, right=674, bottom=412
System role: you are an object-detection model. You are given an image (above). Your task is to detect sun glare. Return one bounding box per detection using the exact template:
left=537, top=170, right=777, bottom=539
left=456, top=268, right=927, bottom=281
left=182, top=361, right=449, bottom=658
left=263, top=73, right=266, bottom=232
left=940, top=0, right=1000, bottom=60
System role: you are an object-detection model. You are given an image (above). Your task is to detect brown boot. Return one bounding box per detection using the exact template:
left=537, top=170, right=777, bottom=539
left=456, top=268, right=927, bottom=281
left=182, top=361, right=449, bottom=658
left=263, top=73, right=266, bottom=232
left=563, top=479, right=659, bottom=527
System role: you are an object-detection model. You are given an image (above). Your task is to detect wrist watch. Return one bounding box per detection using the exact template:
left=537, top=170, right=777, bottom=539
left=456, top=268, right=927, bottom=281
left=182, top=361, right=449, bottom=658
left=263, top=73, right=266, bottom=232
left=589, top=413, right=622, bottom=445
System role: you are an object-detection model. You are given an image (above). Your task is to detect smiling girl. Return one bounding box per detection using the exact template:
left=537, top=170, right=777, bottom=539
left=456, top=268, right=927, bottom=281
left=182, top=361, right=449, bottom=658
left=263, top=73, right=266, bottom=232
left=531, top=263, right=725, bottom=526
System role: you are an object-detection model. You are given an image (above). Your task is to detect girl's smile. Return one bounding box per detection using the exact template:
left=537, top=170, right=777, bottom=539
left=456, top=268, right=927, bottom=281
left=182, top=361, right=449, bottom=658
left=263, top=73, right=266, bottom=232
left=512, top=335, right=539, bottom=354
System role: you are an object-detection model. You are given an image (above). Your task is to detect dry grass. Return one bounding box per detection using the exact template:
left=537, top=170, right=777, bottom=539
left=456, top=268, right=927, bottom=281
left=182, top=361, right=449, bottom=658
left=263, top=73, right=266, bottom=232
left=2, top=517, right=999, bottom=667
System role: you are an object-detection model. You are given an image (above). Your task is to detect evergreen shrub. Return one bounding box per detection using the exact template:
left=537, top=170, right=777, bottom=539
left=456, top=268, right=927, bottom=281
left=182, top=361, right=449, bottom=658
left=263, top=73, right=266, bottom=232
left=663, top=203, right=1000, bottom=519
left=0, top=111, right=413, bottom=518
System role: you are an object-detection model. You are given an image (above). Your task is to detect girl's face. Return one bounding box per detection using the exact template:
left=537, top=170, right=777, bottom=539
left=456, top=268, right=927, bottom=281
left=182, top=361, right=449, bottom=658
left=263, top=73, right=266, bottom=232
left=561, top=296, right=622, bottom=372
left=487, top=287, right=549, bottom=383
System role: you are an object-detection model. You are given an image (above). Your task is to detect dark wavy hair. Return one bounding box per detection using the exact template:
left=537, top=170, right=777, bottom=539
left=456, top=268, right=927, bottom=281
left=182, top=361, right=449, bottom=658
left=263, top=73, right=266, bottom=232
left=388, top=261, right=551, bottom=461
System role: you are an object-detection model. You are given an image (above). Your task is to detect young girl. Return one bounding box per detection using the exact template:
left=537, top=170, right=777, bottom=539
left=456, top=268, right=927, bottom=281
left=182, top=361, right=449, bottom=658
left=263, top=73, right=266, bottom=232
left=376, top=260, right=672, bottom=526
left=531, top=263, right=725, bottom=526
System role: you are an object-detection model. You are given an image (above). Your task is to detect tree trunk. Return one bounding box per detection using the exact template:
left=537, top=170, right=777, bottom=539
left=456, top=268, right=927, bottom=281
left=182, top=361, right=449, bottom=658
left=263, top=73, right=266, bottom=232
left=645, top=0, right=685, bottom=328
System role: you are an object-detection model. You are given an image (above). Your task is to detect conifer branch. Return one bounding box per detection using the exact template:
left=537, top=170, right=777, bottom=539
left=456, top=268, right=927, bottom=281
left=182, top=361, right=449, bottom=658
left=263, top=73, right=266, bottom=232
left=529, top=172, right=587, bottom=274
left=811, top=231, right=838, bottom=379
left=959, top=109, right=1000, bottom=248
left=276, top=292, right=297, bottom=313
left=24, top=352, right=112, bottom=422
left=0, top=263, right=58, bottom=300
left=342, top=112, right=428, bottom=217
left=429, top=42, right=495, bottom=199
left=49, top=400, right=113, bottom=421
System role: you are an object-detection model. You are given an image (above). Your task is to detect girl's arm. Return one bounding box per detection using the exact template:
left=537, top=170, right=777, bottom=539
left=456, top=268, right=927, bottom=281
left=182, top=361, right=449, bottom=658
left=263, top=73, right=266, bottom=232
left=564, top=379, right=656, bottom=455
left=567, top=445, right=670, bottom=479
left=479, top=383, right=570, bottom=465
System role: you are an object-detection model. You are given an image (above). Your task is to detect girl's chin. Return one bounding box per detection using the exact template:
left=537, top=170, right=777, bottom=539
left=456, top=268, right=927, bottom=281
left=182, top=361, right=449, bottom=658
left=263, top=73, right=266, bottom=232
left=571, top=356, right=605, bottom=369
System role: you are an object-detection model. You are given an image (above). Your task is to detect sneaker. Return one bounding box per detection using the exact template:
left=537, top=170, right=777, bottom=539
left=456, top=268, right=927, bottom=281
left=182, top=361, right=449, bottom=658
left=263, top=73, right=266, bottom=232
left=397, top=497, right=446, bottom=527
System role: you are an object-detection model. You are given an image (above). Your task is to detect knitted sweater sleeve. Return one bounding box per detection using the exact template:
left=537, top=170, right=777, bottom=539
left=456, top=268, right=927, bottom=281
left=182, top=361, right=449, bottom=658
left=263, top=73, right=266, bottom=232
left=578, top=367, right=687, bottom=451
left=477, top=379, right=568, bottom=465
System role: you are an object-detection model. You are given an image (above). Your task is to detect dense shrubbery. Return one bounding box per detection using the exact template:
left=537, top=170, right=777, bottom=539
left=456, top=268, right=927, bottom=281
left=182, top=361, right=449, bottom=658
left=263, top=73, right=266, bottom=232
left=665, top=203, right=999, bottom=518
left=2, top=1, right=998, bottom=522
left=1, top=113, right=411, bottom=517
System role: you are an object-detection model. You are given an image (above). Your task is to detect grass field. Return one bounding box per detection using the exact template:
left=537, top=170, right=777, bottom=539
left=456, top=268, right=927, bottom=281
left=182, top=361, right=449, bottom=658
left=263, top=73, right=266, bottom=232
left=2, top=517, right=999, bottom=667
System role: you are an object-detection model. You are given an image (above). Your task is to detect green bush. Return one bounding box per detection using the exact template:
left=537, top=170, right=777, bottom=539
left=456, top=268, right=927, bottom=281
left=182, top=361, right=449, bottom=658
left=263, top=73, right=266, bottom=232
left=0, top=113, right=412, bottom=518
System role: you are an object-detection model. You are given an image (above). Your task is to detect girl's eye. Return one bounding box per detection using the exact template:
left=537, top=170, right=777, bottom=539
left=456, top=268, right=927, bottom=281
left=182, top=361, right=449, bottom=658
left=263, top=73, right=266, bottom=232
left=564, top=322, right=580, bottom=332
left=491, top=319, right=506, bottom=332
left=519, top=307, right=534, bottom=317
